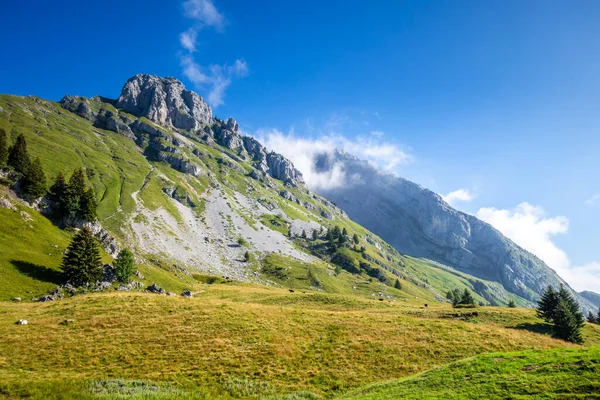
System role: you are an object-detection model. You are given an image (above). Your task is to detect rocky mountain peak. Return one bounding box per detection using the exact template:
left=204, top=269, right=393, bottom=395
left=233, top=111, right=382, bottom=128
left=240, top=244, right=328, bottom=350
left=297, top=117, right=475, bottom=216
left=115, top=74, right=212, bottom=132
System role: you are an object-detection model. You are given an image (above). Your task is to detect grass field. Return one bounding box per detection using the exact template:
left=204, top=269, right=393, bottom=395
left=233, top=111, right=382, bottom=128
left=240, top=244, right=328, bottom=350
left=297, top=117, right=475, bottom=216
left=1, top=286, right=600, bottom=399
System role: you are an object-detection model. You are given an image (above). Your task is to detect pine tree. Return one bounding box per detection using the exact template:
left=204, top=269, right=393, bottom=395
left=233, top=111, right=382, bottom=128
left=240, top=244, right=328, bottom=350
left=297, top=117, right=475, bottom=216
left=508, top=300, right=517, bottom=308
left=537, top=285, right=560, bottom=322
left=460, top=289, right=475, bottom=306
left=61, top=227, right=103, bottom=286
left=301, top=229, right=307, bottom=239
left=394, top=279, right=402, bottom=290
left=50, top=172, right=68, bottom=217
left=0, top=128, right=8, bottom=167
left=342, top=227, right=348, bottom=236
left=114, top=249, right=135, bottom=283
left=353, top=233, right=359, bottom=245
left=7, top=134, right=30, bottom=173
left=552, top=298, right=583, bottom=344
left=557, top=285, right=585, bottom=329
left=338, top=232, right=347, bottom=244
left=22, top=156, right=47, bottom=199
left=332, top=226, right=341, bottom=239
left=587, top=311, right=596, bottom=324
left=65, top=168, right=86, bottom=219
left=312, top=229, right=318, bottom=241
left=243, top=251, right=250, bottom=262
left=80, top=188, right=97, bottom=221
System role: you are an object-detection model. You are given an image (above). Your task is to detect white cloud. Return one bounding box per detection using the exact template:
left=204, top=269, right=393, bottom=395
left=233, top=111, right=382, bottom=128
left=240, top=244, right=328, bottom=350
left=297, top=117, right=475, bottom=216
left=180, top=56, right=248, bottom=107
left=177, top=0, right=248, bottom=107
left=442, top=189, right=475, bottom=205
left=476, top=202, right=600, bottom=292
left=183, top=0, right=225, bottom=30
left=254, top=129, right=412, bottom=190
left=179, top=29, right=198, bottom=52
left=585, top=193, right=600, bottom=205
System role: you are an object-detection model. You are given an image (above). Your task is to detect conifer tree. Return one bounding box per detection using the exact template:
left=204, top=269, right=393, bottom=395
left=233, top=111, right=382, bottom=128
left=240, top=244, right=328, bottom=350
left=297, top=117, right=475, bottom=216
left=8, top=134, right=30, bottom=173
left=460, top=288, right=475, bottom=306
left=353, top=233, right=359, bottom=245
left=65, top=168, right=86, bottom=218
left=342, top=227, right=348, bottom=236
left=50, top=172, right=68, bottom=217
left=553, top=298, right=583, bottom=344
left=597, top=308, right=600, bottom=324
left=537, top=285, right=560, bottom=322
left=80, top=188, right=97, bottom=221
left=0, top=128, right=8, bottom=167
left=508, top=300, right=517, bottom=308
left=243, top=251, right=250, bottom=262
left=114, top=249, right=135, bottom=283
left=394, top=279, right=402, bottom=290
left=332, top=226, right=341, bottom=239
left=557, top=285, right=585, bottom=328
left=312, top=229, right=318, bottom=241
left=22, top=156, right=47, bottom=199
left=587, top=311, right=596, bottom=324
left=339, top=231, right=347, bottom=244
left=301, top=229, right=307, bottom=239
left=61, top=227, right=103, bottom=286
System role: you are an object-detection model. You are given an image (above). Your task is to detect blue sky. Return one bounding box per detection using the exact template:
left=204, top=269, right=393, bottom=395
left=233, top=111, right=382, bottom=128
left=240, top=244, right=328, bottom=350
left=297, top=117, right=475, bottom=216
left=1, top=0, right=599, bottom=290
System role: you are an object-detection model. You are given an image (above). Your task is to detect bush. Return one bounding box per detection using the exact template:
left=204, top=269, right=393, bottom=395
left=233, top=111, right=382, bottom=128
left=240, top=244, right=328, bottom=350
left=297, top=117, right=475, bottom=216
left=508, top=300, right=517, bottom=308
left=114, top=249, right=136, bottom=283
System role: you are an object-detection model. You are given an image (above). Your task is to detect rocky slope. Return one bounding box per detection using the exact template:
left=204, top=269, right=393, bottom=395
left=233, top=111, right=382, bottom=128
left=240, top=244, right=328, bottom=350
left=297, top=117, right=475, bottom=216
left=313, top=150, right=596, bottom=312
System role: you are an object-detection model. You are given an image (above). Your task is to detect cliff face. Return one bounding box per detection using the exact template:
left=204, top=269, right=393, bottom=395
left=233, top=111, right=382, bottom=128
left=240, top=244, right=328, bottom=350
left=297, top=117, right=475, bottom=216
left=314, top=150, right=595, bottom=311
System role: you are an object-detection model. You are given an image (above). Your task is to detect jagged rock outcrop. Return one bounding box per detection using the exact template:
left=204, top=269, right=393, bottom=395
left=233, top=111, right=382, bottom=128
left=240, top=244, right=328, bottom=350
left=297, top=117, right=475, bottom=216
left=265, top=152, right=304, bottom=186
left=314, top=150, right=596, bottom=311
left=116, top=74, right=212, bottom=132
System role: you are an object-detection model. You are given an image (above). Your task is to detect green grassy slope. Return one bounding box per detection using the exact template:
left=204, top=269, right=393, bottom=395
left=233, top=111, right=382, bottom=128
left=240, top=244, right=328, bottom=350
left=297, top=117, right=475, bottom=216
left=1, top=288, right=598, bottom=399
left=342, top=346, right=600, bottom=399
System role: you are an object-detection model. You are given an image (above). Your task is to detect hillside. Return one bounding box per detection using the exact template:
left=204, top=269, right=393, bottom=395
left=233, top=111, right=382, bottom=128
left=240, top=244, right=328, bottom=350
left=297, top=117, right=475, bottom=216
left=342, top=346, right=600, bottom=399
left=313, top=150, right=597, bottom=312
left=2, top=287, right=600, bottom=399
left=0, top=75, right=528, bottom=308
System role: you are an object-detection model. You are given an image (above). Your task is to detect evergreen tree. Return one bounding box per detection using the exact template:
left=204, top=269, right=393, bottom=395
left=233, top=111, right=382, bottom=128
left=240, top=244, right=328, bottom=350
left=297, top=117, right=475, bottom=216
left=22, top=157, right=47, bottom=199
left=244, top=251, right=250, bottom=262
left=394, top=279, right=402, bottom=290
left=459, top=289, right=475, bottom=306
left=312, top=229, right=318, bottom=241
left=114, top=249, right=135, bottom=283
left=80, top=188, right=97, bottom=221
left=61, top=227, right=103, bottom=286
left=65, top=168, right=86, bottom=219
left=325, top=228, right=333, bottom=241
left=342, top=227, right=348, bottom=236
left=338, top=231, right=347, bottom=244
left=553, top=298, right=583, bottom=344
left=7, top=134, right=30, bottom=173
left=332, top=226, right=341, bottom=239
left=587, top=311, right=596, bottom=324
left=50, top=172, right=68, bottom=217
left=0, top=128, right=8, bottom=167
left=537, top=285, right=560, bottom=322
left=508, top=300, right=517, bottom=308
left=301, top=229, right=307, bottom=239
left=353, top=233, right=359, bottom=245
left=319, top=226, right=324, bottom=235
left=597, top=308, right=600, bottom=324
left=557, top=285, right=585, bottom=329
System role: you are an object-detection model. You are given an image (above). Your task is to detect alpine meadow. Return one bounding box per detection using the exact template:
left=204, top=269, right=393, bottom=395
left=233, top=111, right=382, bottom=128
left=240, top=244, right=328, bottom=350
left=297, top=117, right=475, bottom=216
left=2, top=1, right=600, bottom=399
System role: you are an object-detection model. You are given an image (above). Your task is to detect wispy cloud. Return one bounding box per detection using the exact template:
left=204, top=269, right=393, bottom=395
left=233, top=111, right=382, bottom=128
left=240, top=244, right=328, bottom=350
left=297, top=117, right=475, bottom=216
left=476, top=202, right=600, bottom=292
left=254, top=128, right=412, bottom=190
left=442, top=189, right=475, bottom=206
left=183, top=0, right=225, bottom=30
left=178, top=0, right=247, bottom=107
left=585, top=193, right=600, bottom=206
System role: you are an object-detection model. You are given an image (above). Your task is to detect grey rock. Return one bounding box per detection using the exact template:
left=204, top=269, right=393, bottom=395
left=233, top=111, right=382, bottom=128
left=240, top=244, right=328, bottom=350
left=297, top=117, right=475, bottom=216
left=135, top=270, right=144, bottom=280
left=266, top=152, right=304, bottom=185
left=12, top=297, right=21, bottom=302
left=166, top=292, right=176, bottom=296
left=279, top=190, right=297, bottom=202
left=15, top=320, right=28, bottom=325
left=320, top=210, right=333, bottom=219
left=60, top=319, right=75, bottom=325
left=39, top=295, right=56, bottom=302
left=147, top=284, right=165, bottom=294
left=181, top=290, right=193, bottom=298
left=102, top=264, right=117, bottom=283
left=116, top=74, right=212, bottom=132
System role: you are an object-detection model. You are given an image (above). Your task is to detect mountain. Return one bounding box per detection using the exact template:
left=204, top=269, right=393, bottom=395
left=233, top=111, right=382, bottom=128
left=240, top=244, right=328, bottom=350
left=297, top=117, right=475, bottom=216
left=312, top=149, right=597, bottom=312
left=1, top=74, right=517, bottom=308
left=580, top=291, right=600, bottom=309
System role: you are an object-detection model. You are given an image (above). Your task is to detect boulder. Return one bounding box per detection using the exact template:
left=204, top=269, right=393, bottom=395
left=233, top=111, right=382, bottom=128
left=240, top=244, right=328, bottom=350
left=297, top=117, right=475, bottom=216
left=181, top=290, right=193, bottom=298
left=147, top=284, right=165, bottom=294
left=15, top=320, right=28, bottom=325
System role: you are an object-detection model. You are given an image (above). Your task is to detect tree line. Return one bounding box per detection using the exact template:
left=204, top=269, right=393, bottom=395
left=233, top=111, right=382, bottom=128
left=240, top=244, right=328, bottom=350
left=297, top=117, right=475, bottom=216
left=0, top=130, right=97, bottom=223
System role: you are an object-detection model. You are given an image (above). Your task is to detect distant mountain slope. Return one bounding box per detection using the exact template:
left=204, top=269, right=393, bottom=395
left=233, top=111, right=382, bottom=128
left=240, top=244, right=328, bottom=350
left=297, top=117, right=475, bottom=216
left=313, top=150, right=596, bottom=312
left=580, top=291, right=600, bottom=309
